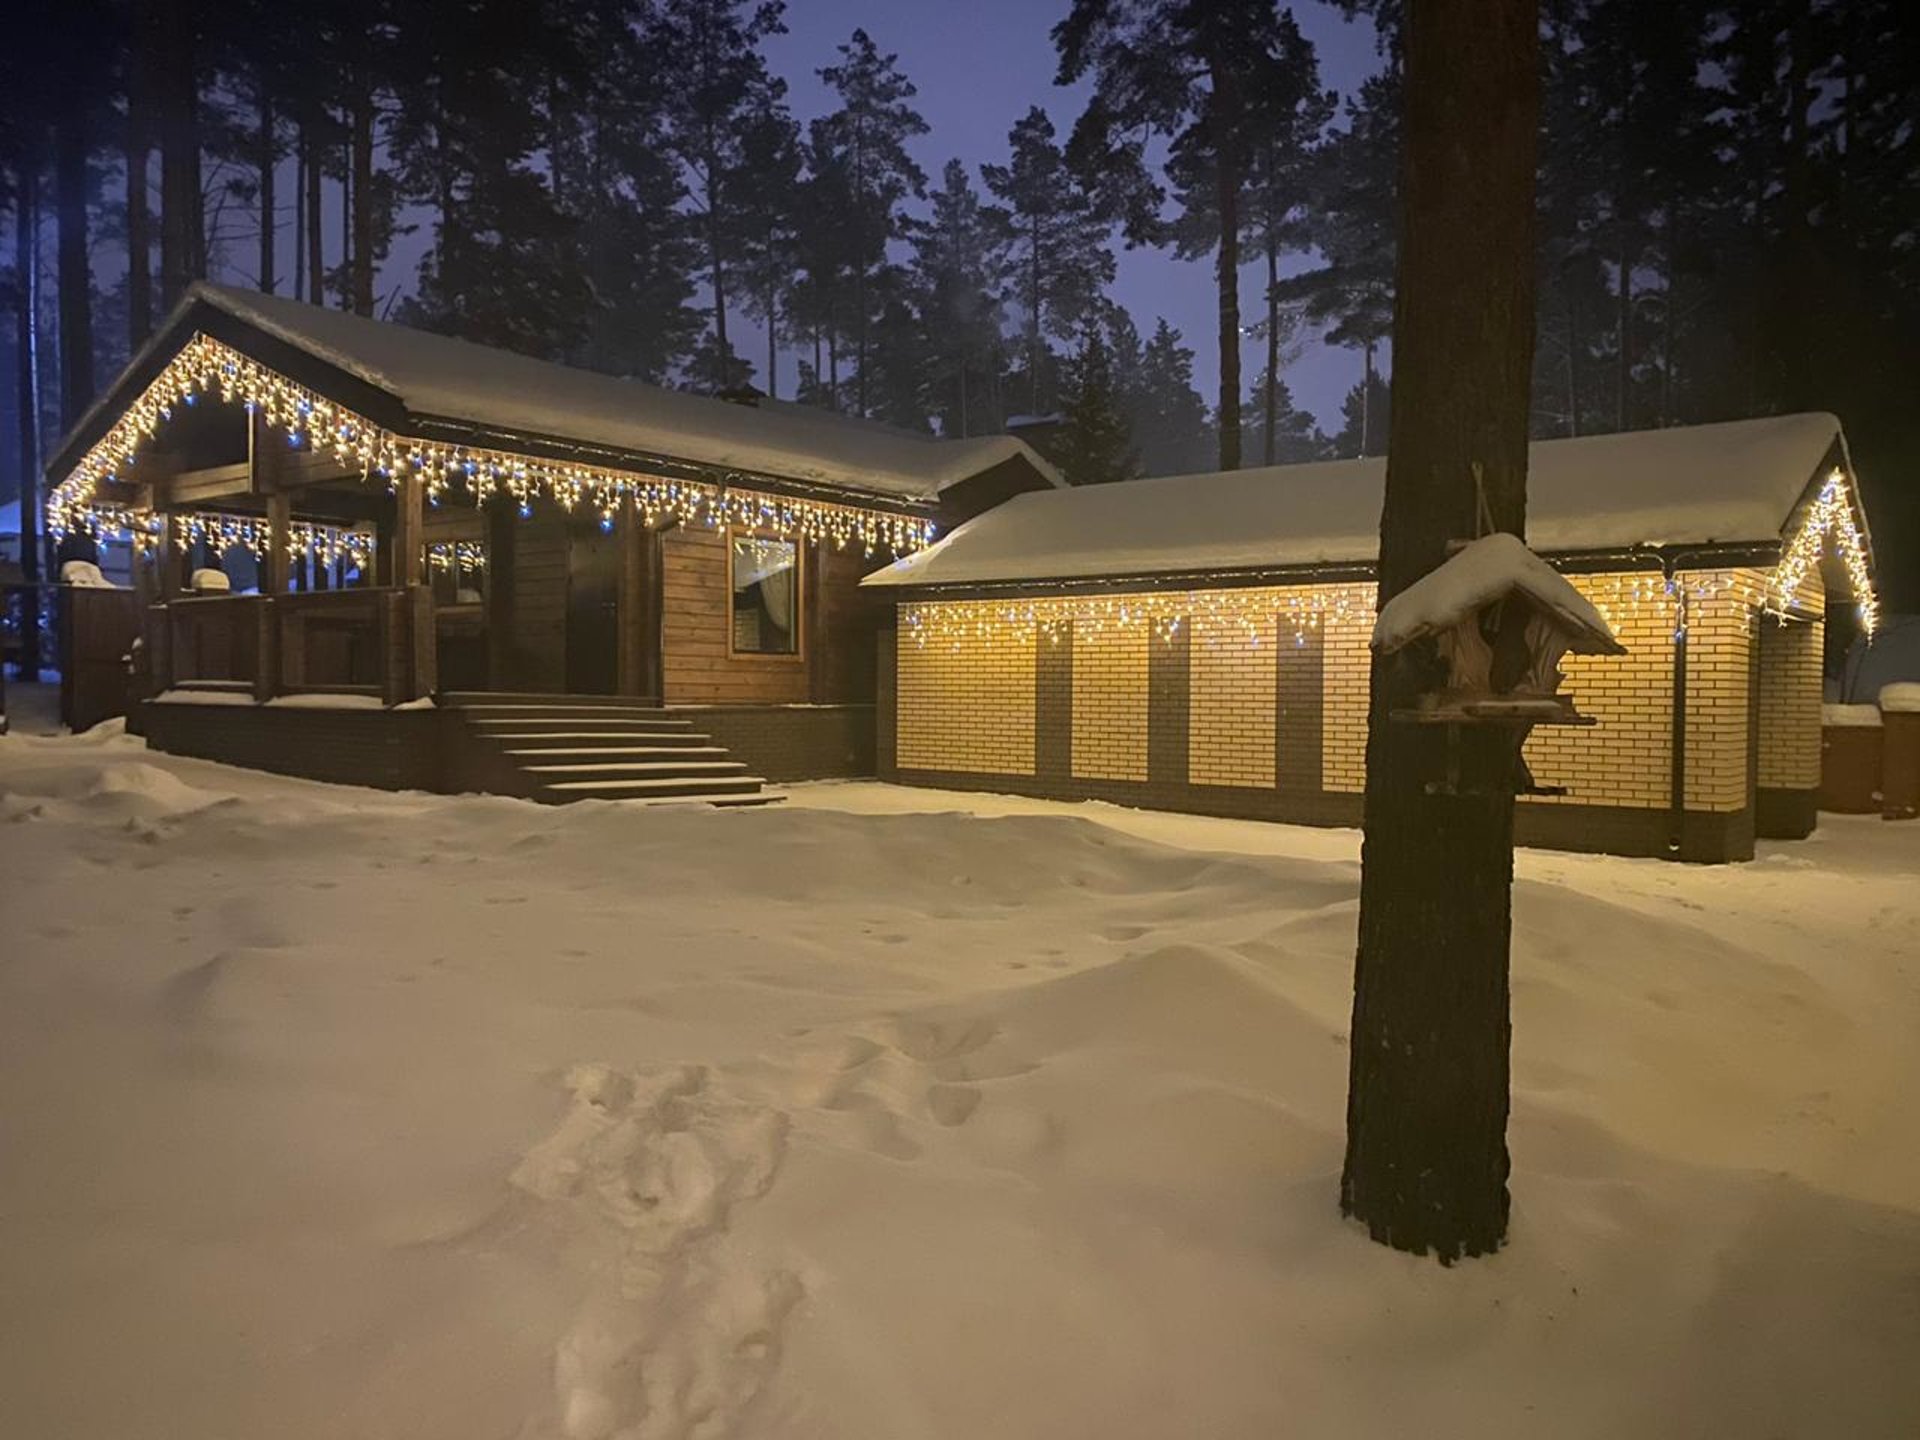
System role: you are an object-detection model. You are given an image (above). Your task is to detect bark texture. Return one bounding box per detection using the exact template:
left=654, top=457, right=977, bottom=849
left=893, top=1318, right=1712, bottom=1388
left=1342, top=0, right=1540, bottom=1263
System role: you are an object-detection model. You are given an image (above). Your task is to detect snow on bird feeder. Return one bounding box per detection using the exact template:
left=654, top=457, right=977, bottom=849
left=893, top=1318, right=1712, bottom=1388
left=1373, top=532, right=1625, bottom=728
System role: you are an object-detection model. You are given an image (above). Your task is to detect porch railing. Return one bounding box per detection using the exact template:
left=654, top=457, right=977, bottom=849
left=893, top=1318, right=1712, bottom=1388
left=150, top=586, right=436, bottom=706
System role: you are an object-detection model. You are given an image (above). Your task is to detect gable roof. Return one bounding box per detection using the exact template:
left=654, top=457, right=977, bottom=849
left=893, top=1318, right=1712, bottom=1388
left=1371, top=533, right=1625, bottom=654
left=50, top=284, right=1061, bottom=507
left=863, top=412, right=1849, bottom=589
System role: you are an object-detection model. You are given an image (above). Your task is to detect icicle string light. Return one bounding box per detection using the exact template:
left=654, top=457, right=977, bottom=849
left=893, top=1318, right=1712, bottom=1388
left=903, top=585, right=1383, bottom=650
left=1768, top=468, right=1877, bottom=637
left=47, top=333, right=937, bottom=559
left=905, top=568, right=1789, bottom=652
left=66, top=505, right=373, bottom=570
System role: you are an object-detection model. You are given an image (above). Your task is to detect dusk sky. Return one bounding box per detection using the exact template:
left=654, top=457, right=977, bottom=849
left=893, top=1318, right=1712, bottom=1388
left=756, top=0, right=1387, bottom=432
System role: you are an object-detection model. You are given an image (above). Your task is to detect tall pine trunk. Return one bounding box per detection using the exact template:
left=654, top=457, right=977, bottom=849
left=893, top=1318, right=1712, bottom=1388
left=293, top=135, right=305, bottom=301
left=707, top=167, right=729, bottom=378
left=257, top=89, right=276, bottom=293
left=1264, top=225, right=1280, bottom=465
left=351, top=84, right=374, bottom=315
left=15, top=175, right=44, bottom=678
left=1028, top=214, right=1042, bottom=414
left=1615, top=251, right=1631, bottom=430
left=1343, top=0, right=1540, bottom=1264
left=304, top=118, right=323, bottom=306
left=57, top=104, right=96, bottom=425
left=764, top=264, right=778, bottom=401
left=126, top=34, right=153, bottom=344
left=156, top=0, right=202, bottom=308
left=1361, top=342, right=1377, bottom=455
left=339, top=119, right=351, bottom=309
left=1210, top=70, right=1242, bottom=471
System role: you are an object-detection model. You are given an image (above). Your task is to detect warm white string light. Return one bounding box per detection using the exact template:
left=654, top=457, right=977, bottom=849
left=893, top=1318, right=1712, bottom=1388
left=904, top=567, right=1788, bottom=653
left=48, top=332, right=938, bottom=559
left=1768, top=467, right=1877, bottom=637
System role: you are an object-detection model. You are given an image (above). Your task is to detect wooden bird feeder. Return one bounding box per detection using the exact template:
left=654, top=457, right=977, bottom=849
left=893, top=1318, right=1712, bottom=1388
left=1374, top=532, right=1626, bottom=729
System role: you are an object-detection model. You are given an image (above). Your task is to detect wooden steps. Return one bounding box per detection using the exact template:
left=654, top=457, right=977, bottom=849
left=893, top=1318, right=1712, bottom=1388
left=444, top=694, right=783, bottom=808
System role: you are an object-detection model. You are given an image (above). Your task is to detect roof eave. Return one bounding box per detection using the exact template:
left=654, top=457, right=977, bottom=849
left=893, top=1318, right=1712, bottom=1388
left=862, top=538, right=1791, bottom=600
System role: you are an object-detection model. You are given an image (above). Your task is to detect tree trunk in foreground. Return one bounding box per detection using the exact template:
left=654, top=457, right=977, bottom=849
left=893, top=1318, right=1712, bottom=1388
left=1342, top=0, right=1540, bottom=1263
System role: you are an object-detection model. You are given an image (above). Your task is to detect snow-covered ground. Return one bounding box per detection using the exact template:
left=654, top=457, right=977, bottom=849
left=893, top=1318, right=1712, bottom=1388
left=2, top=722, right=1917, bottom=1440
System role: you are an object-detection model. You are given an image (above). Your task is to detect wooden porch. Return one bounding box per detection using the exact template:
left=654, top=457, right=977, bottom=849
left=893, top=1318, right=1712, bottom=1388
left=125, top=402, right=669, bottom=708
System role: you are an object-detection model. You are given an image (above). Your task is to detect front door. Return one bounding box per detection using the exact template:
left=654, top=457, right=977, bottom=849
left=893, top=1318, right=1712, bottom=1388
left=566, top=517, right=619, bottom=695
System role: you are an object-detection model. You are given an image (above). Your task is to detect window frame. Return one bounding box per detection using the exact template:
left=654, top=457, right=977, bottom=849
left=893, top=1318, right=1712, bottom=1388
left=723, top=525, right=805, bottom=664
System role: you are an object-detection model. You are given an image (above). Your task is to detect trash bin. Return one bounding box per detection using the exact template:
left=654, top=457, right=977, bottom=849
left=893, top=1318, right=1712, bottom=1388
left=1820, top=704, right=1883, bottom=814
left=1880, top=684, right=1920, bottom=821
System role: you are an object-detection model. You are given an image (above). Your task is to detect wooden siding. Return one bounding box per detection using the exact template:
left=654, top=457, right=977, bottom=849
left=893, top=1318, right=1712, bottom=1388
left=659, top=526, right=876, bottom=706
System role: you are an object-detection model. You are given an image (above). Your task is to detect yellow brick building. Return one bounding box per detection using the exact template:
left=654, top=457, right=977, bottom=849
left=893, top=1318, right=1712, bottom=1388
left=868, top=415, right=1878, bottom=863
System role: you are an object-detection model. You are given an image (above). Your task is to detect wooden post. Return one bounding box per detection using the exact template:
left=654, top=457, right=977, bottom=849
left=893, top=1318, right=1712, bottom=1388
left=616, top=492, right=644, bottom=697
left=408, top=583, right=437, bottom=702
left=394, top=471, right=425, bottom=588
left=146, top=603, right=172, bottom=692
left=157, top=513, right=184, bottom=598
left=265, top=490, right=292, bottom=594
left=379, top=590, right=403, bottom=707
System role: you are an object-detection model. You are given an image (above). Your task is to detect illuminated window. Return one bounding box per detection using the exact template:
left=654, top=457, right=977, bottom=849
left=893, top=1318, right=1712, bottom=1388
left=426, top=541, right=487, bottom=605
left=730, top=532, right=799, bottom=656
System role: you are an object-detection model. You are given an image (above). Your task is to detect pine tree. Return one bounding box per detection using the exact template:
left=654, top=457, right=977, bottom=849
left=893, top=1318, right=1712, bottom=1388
left=1243, top=371, right=1323, bottom=465
left=1126, top=318, right=1212, bottom=475
left=548, top=0, right=703, bottom=380
left=1050, top=321, right=1138, bottom=486
left=1054, top=0, right=1303, bottom=471
left=649, top=0, right=789, bottom=387
left=1330, top=370, right=1391, bottom=459
left=980, top=107, right=1113, bottom=417
left=732, top=81, right=804, bottom=399
left=912, top=158, right=1010, bottom=438
left=388, top=0, right=595, bottom=359
left=813, top=29, right=928, bottom=418
left=1273, top=71, right=1398, bottom=457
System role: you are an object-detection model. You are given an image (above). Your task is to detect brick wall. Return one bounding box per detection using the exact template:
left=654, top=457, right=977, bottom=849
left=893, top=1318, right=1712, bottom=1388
left=1680, top=572, right=1758, bottom=813
left=1523, top=573, right=1677, bottom=810
left=1320, top=606, right=1373, bottom=793
left=887, top=566, right=1795, bottom=861
left=1190, top=610, right=1276, bottom=786
left=895, top=608, right=1036, bottom=774
left=1758, top=618, right=1824, bottom=789
left=1071, top=622, right=1149, bottom=781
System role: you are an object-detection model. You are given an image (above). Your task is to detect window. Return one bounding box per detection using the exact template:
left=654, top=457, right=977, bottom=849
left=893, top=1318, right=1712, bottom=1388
left=426, top=540, right=487, bottom=605
left=730, top=532, right=799, bottom=656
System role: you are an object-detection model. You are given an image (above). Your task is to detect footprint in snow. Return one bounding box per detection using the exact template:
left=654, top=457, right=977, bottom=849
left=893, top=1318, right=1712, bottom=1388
left=512, top=1063, right=799, bottom=1440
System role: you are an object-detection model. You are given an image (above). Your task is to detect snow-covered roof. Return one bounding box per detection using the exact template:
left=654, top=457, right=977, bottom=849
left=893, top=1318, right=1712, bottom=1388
left=55, top=284, right=1060, bottom=505
left=1372, top=533, right=1624, bottom=654
left=864, top=413, right=1847, bottom=589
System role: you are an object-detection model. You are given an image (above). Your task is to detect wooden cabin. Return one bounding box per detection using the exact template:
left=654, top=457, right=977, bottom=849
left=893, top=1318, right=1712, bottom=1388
left=862, top=414, right=1880, bottom=862
left=44, top=284, right=1057, bottom=804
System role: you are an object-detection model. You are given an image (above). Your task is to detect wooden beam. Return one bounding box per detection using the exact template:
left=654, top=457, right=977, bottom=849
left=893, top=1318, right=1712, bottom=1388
left=159, top=461, right=252, bottom=506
